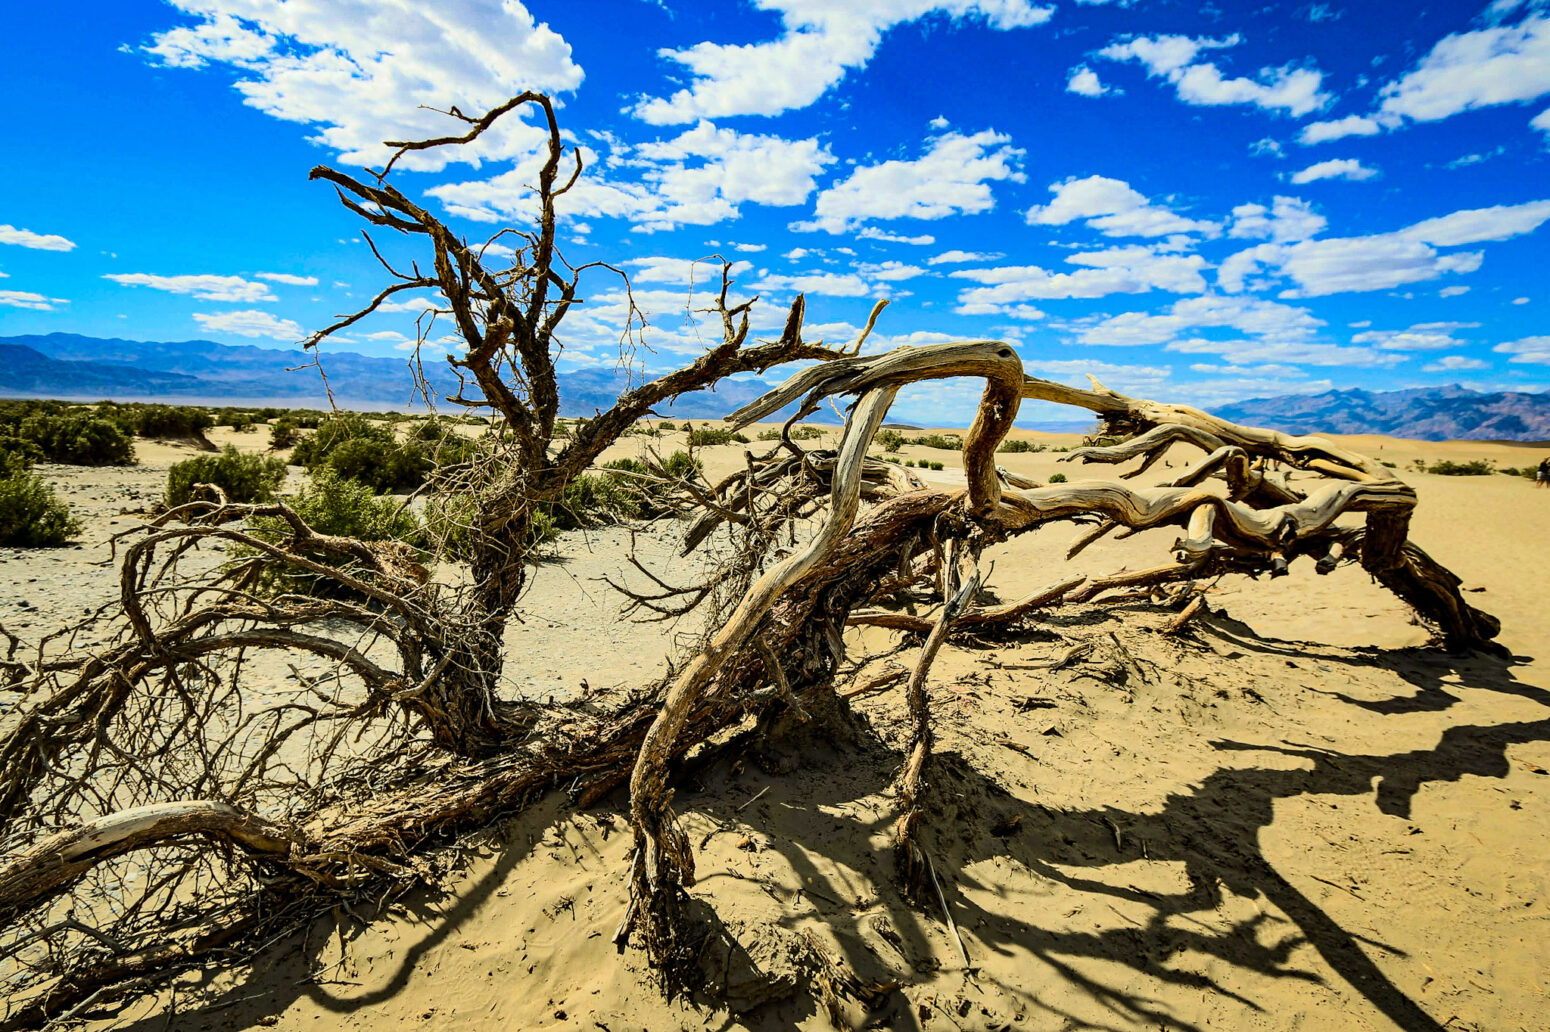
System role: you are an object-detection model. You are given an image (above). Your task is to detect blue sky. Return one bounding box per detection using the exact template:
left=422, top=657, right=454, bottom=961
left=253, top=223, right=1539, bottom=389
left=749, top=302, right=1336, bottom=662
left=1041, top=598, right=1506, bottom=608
left=1, top=0, right=1548, bottom=423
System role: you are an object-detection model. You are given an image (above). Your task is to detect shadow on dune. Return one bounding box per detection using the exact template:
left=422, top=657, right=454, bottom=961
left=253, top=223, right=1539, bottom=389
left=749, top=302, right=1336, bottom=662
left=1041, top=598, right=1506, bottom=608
left=102, top=621, right=1547, bottom=1032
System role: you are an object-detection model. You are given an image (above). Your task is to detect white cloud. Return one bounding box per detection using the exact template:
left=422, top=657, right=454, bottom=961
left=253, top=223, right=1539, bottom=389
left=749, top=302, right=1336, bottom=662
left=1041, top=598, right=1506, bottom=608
left=1440, top=285, right=1471, bottom=297
left=623, top=257, right=753, bottom=284
left=1494, top=336, right=1550, bottom=363
left=1377, top=13, right=1550, bottom=126
left=857, top=227, right=936, bottom=244
left=1512, top=296, right=1531, bottom=304
left=192, top=309, right=303, bottom=339
left=1297, top=114, right=1379, bottom=145
left=1227, top=196, right=1326, bottom=242
left=143, top=1, right=582, bottom=171
left=430, top=121, right=834, bottom=232
left=256, top=272, right=318, bottom=286
left=1098, top=33, right=1329, bottom=117
left=103, top=273, right=277, bottom=303
left=1288, top=158, right=1378, bottom=184
left=928, top=249, right=1004, bottom=265
left=1534, top=106, right=1550, bottom=140
left=1399, top=199, right=1550, bottom=246
left=1351, top=321, right=1477, bottom=351
left=1169, top=336, right=1405, bottom=368
left=0, top=290, right=68, bottom=311
left=1025, top=175, right=1220, bottom=238
left=727, top=241, right=768, bottom=252
left=750, top=271, right=872, bottom=296
left=1066, top=65, right=1110, bottom=97
left=0, top=224, right=76, bottom=251
left=1423, top=355, right=1488, bottom=372
left=631, top=1, right=1053, bottom=124
left=1080, top=293, right=1326, bottom=348
left=796, top=129, right=1024, bottom=233
left=1249, top=137, right=1286, bottom=157
left=858, top=260, right=927, bottom=282
left=951, top=245, right=1209, bottom=313
left=1219, top=236, right=1480, bottom=297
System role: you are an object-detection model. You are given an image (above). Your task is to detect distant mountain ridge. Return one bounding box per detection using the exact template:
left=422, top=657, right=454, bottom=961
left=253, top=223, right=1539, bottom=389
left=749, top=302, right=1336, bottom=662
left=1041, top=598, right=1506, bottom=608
left=0, top=333, right=793, bottom=421
left=1215, top=385, right=1550, bottom=442
left=5, top=334, right=1548, bottom=440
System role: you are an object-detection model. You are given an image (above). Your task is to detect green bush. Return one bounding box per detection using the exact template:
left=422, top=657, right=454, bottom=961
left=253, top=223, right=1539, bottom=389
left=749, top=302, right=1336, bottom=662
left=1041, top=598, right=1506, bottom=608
left=291, top=413, right=435, bottom=492
left=133, top=405, right=214, bottom=439
left=928, top=460, right=944, bottom=471
left=661, top=449, right=703, bottom=481
left=242, top=467, right=423, bottom=598
left=166, top=446, right=287, bottom=507
left=657, top=421, right=677, bottom=432
left=1048, top=472, right=1068, bottom=484
left=996, top=439, right=1046, bottom=453
left=687, top=426, right=751, bottom=446
left=910, top=433, right=962, bottom=450
left=876, top=429, right=905, bottom=452
left=16, top=413, right=135, bottom=466
left=0, top=436, right=44, bottom=470
left=270, top=418, right=301, bottom=450
left=1423, top=459, right=1494, bottom=476
left=0, top=467, right=82, bottom=546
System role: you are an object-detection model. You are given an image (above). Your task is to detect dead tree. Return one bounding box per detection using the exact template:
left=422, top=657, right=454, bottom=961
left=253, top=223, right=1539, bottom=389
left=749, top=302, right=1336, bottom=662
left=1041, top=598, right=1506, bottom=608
left=0, top=94, right=1500, bottom=1022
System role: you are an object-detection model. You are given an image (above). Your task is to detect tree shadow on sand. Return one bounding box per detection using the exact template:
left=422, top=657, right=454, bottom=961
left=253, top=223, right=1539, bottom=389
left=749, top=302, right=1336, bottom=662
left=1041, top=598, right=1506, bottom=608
left=93, top=621, right=1548, bottom=1032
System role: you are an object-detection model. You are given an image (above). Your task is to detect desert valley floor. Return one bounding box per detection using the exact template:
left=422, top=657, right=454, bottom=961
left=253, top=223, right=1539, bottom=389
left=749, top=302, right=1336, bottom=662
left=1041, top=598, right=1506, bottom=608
left=3, top=424, right=1548, bottom=1032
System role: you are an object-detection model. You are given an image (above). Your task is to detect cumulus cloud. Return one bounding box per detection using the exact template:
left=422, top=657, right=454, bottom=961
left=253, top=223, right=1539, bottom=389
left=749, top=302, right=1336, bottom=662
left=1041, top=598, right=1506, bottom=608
left=143, top=1, right=581, bottom=170
left=623, top=257, right=753, bottom=284
left=1227, top=196, right=1326, bottom=242
left=795, top=129, right=1024, bottom=233
left=951, top=245, right=1208, bottom=313
left=1066, top=65, right=1110, bottom=97
left=1297, top=114, right=1379, bottom=145
left=631, top=1, right=1053, bottom=124
left=192, top=309, right=303, bottom=339
left=430, top=121, right=835, bottom=232
left=0, top=290, right=69, bottom=311
left=1097, top=33, right=1329, bottom=117
left=750, top=271, right=872, bottom=297
left=1377, top=12, right=1550, bottom=127
left=1399, top=199, right=1550, bottom=245
left=1351, top=321, right=1477, bottom=350
left=103, top=273, right=277, bottom=303
left=1025, top=175, right=1220, bottom=238
left=1423, top=355, right=1488, bottom=372
left=1287, top=158, right=1378, bottom=183
left=256, top=272, right=318, bottom=286
left=1440, top=285, right=1471, bottom=297
left=928, top=249, right=1004, bottom=265
left=1495, top=335, right=1550, bottom=363
left=857, top=227, right=936, bottom=245
left=1219, top=237, right=1480, bottom=297
left=0, top=224, right=76, bottom=251
left=1079, top=293, right=1326, bottom=348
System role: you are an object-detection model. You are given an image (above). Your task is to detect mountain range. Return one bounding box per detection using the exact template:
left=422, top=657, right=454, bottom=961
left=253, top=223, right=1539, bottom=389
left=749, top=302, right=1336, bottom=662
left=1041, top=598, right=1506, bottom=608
left=3, top=333, right=1548, bottom=441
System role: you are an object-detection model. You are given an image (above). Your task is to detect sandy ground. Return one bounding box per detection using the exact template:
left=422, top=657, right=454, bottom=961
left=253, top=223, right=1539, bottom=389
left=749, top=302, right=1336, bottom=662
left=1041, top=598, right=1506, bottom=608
left=3, top=421, right=1550, bottom=1032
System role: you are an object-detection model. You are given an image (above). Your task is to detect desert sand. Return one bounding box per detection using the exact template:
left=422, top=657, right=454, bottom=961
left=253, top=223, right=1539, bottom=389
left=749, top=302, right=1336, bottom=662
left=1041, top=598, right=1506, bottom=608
left=3, top=422, right=1549, bottom=1032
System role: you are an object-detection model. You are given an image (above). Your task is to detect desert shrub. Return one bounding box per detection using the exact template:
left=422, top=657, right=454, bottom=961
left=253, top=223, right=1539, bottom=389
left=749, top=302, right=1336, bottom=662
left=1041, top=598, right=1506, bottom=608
left=997, top=439, right=1045, bottom=454
left=270, top=418, right=301, bottom=449
left=661, top=449, right=703, bottom=481
left=1048, top=472, right=1068, bottom=483
left=325, top=438, right=433, bottom=493
left=0, top=436, right=44, bottom=470
left=657, top=421, right=677, bottom=432
left=1498, top=466, right=1537, bottom=479
left=910, top=433, right=962, bottom=450
left=927, top=460, right=945, bottom=471
left=291, top=413, right=435, bottom=492
left=242, top=467, right=423, bottom=598
left=758, top=425, right=827, bottom=443
left=16, top=413, right=135, bottom=466
left=687, top=426, right=750, bottom=446
left=0, top=467, right=82, bottom=547
left=133, top=404, right=215, bottom=439
left=408, top=418, right=479, bottom=466
left=1424, top=459, right=1494, bottom=476
left=876, top=429, right=905, bottom=452
left=166, top=446, right=287, bottom=507
left=903, top=459, right=915, bottom=468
